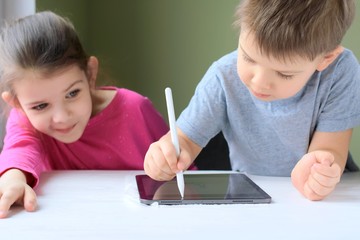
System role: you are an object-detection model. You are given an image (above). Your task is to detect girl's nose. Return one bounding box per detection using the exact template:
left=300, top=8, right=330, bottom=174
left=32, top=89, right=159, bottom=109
left=52, top=106, right=71, bottom=123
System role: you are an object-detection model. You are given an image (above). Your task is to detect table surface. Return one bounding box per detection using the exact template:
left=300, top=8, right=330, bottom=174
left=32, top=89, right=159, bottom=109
left=1, top=170, right=359, bottom=240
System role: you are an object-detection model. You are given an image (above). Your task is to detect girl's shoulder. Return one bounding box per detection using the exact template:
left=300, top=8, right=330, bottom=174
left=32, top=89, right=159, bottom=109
left=103, top=87, right=151, bottom=105
left=94, top=87, right=155, bottom=116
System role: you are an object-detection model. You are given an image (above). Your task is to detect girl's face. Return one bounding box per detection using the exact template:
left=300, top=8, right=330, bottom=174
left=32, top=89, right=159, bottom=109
left=237, top=30, right=324, bottom=101
left=12, top=65, right=93, bottom=143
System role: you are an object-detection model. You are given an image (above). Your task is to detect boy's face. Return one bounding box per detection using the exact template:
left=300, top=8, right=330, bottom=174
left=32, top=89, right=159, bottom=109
left=12, top=65, right=93, bottom=143
left=237, top=30, right=323, bottom=101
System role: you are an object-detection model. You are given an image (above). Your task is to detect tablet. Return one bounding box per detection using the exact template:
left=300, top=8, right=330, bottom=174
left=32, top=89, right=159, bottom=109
left=135, top=173, right=271, bottom=205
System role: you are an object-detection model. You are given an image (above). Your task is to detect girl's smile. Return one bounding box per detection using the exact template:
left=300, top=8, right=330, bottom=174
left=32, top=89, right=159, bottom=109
left=53, top=123, right=77, bottom=134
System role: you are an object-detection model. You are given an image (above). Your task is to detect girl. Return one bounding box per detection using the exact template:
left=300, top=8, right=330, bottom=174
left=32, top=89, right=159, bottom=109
left=0, top=11, right=169, bottom=218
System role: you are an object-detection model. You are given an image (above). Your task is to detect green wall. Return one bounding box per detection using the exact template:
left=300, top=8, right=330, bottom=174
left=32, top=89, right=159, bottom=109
left=343, top=2, right=360, bottom=165
left=36, top=0, right=360, bottom=165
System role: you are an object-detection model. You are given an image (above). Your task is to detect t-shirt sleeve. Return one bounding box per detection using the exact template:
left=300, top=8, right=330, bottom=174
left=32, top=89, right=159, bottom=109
left=0, top=109, right=47, bottom=187
left=177, top=62, right=228, bottom=147
left=316, top=51, right=360, bottom=132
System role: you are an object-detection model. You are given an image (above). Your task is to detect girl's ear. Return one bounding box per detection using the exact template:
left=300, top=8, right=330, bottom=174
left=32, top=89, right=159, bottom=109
left=1, top=91, right=19, bottom=108
left=86, top=56, right=99, bottom=89
left=316, top=46, right=344, bottom=72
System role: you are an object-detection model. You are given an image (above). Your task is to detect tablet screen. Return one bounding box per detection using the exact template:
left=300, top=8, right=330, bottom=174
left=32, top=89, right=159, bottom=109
left=135, top=173, right=271, bottom=205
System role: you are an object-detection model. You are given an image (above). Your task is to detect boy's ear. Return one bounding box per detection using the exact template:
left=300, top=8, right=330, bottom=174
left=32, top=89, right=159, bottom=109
left=1, top=91, right=19, bottom=109
left=316, top=46, right=344, bottom=72
left=87, top=56, right=99, bottom=89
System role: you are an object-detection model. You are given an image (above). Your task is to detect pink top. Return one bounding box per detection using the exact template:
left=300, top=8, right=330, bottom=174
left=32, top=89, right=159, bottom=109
left=0, top=87, right=169, bottom=186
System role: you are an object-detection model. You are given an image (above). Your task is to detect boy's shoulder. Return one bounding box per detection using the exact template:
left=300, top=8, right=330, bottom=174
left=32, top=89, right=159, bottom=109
left=324, top=48, right=359, bottom=76
left=206, top=50, right=238, bottom=76
left=335, top=48, right=359, bottom=67
left=215, top=50, right=238, bottom=65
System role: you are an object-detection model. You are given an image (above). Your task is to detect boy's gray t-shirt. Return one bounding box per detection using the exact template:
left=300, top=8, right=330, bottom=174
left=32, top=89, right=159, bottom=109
left=177, top=49, right=360, bottom=176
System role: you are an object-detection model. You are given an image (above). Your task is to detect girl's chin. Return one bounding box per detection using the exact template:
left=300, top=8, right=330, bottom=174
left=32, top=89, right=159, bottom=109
left=51, top=132, right=83, bottom=143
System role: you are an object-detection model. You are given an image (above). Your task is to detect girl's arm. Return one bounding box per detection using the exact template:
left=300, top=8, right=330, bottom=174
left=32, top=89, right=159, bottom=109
left=0, top=168, right=37, bottom=219
left=0, top=109, right=46, bottom=187
left=291, top=129, right=352, bottom=200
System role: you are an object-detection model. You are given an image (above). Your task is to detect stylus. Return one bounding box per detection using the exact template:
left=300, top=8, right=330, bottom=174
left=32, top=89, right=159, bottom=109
left=165, top=87, right=185, bottom=199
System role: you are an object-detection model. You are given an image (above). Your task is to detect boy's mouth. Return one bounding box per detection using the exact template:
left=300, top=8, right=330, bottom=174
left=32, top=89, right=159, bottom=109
left=251, top=89, right=271, bottom=99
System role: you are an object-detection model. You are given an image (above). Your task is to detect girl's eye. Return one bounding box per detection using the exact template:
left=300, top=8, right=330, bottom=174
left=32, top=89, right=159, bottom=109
left=277, top=72, right=294, bottom=80
left=32, top=103, right=48, bottom=111
left=66, top=89, right=80, bottom=99
left=242, top=54, right=255, bottom=63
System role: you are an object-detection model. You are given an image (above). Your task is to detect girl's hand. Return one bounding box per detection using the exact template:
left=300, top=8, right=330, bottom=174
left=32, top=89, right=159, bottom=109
left=0, top=169, right=37, bottom=219
left=291, top=150, right=341, bottom=201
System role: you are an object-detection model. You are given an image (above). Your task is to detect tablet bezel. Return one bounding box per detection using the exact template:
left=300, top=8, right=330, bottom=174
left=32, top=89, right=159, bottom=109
left=135, top=173, right=271, bottom=205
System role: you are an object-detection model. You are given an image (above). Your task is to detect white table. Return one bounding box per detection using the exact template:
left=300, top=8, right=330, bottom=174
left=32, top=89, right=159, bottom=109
left=1, top=170, right=359, bottom=240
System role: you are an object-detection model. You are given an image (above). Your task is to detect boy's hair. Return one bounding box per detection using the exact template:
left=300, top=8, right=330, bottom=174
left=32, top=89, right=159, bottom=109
left=234, top=0, right=356, bottom=61
left=0, top=11, right=89, bottom=96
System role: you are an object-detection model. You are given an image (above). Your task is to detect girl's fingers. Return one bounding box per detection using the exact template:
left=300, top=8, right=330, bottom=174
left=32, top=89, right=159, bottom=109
left=0, top=189, right=21, bottom=218
left=23, top=186, right=37, bottom=212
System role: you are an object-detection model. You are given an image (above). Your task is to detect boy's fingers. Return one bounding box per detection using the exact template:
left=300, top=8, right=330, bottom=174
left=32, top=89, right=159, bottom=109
left=177, top=150, right=192, bottom=171
left=307, top=173, right=335, bottom=197
left=160, top=141, right=180, bottom=172
left=314, top=151, right=334, bottom=166
left=310, top=170, right=340, bottom=187
left=144, top=144, right=175, bottom=181
left=303, top=181, right=323, bottom=201
left=312, top=162, right=341, bottom=179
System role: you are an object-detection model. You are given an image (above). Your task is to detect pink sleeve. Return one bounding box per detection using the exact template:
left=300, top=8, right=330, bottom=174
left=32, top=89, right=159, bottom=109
left=0, top=109, right=48, bottom=187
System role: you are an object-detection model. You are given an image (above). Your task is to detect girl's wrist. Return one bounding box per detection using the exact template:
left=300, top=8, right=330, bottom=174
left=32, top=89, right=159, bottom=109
left=1, top=168, right=27, bottom=183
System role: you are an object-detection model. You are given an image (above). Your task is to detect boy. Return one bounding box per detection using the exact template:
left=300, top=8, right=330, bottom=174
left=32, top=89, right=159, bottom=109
left=144, top=0, right=360, bottom=200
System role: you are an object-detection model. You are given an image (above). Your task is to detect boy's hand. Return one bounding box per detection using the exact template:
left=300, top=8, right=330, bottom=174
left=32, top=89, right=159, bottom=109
left=144, top=131, right=195, bottom=181
left=291, top=150, right=341, bottom=201
left=0, top=169, right=37, bottom=219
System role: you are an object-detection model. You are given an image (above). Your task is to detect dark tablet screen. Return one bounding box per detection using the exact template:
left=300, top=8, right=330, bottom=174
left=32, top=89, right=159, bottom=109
left=136, top=173, right=271, bottom=205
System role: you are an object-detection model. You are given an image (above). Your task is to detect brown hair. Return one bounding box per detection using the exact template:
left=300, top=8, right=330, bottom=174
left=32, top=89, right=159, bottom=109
left=0, top=11, right=89, bottom=94
left=0, top=11, right=89, bottom=114
left=234, top=0, right=355, bottom=61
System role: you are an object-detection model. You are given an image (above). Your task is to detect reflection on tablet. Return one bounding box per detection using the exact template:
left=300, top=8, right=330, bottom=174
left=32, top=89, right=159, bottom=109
left=136, top=173, right=271, bottom=205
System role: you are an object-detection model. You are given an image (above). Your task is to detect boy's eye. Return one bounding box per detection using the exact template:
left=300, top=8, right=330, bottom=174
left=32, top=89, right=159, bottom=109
left=277, top=72, right=294, bottom=80
left=242, top=54, right=255, bottom=63
left=66, top=89, right=80, bottom=98
left=32, top=103, right=48, bottom=111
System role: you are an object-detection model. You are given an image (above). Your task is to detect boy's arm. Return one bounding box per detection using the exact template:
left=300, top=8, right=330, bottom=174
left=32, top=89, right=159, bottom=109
left=144, top=128, right=202, bottom=181
left=291, top=129, right=352, bottom=200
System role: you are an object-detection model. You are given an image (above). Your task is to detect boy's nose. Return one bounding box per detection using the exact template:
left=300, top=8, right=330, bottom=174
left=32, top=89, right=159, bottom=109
left=251, top=72, right=271, bottom=90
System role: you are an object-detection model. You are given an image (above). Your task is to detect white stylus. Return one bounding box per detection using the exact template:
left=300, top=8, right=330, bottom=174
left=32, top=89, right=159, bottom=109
left=165, top=87, right=185, bottom=199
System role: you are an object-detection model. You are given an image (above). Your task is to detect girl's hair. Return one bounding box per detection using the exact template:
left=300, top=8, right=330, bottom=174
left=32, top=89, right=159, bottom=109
left=0, top=11, right=89, bottom=110
left=234, top=0, right=355, bottom=61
